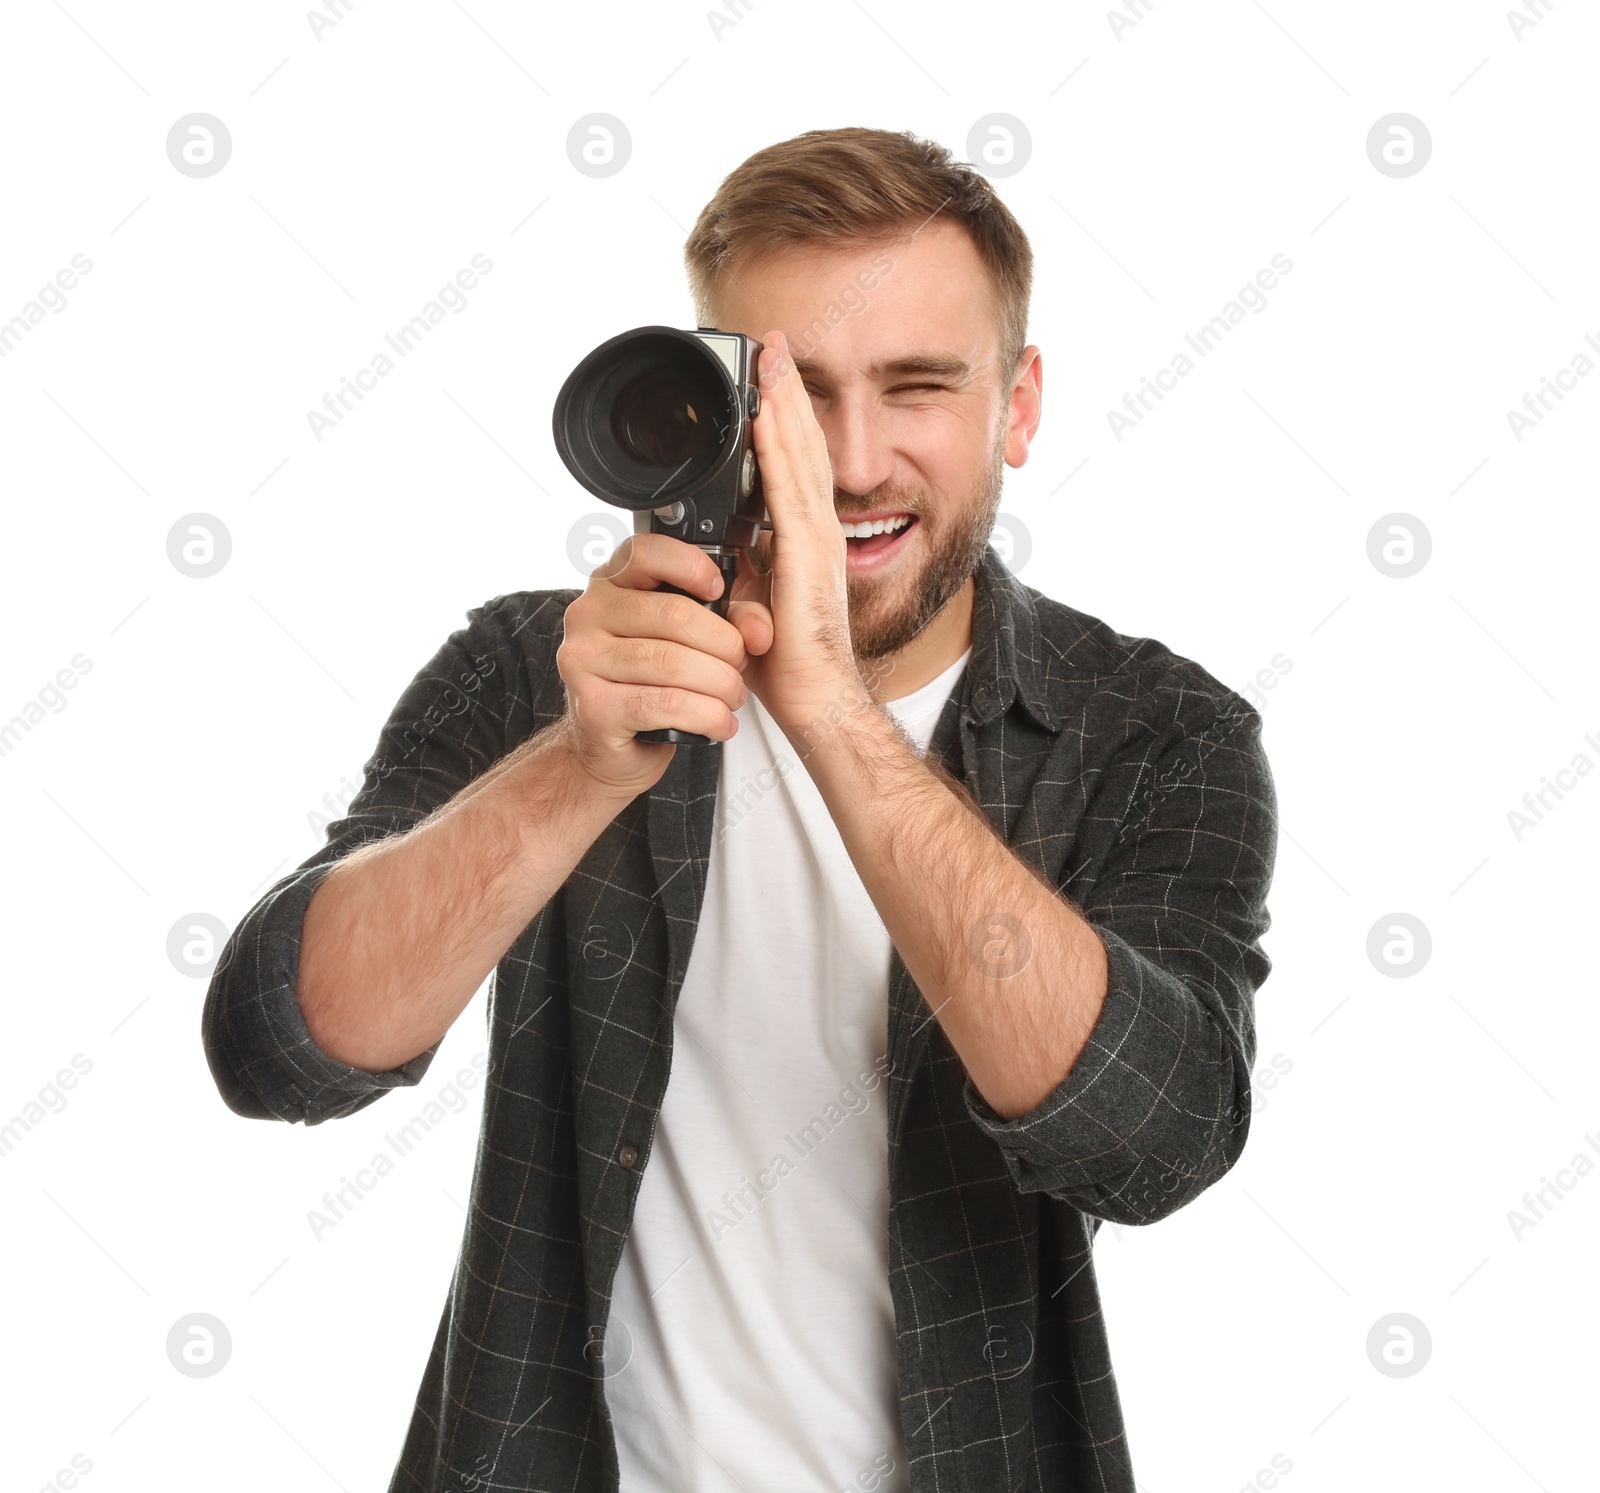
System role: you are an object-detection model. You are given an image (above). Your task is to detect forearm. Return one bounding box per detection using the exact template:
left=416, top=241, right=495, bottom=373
left=798, top=705, right=1108, bottom=1121
left=297, top=718, right=629, bottom=1073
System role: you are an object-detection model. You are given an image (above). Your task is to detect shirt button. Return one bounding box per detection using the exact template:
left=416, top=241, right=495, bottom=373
left=618, top=1144, right=640, bottom=1169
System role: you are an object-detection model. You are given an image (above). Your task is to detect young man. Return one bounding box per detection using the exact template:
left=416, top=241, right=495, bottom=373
left=204, top=126, right=1278, bottom=1493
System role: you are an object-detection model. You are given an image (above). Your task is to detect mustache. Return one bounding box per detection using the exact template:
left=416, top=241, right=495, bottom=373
left=834, top=489, right=925, bottom=518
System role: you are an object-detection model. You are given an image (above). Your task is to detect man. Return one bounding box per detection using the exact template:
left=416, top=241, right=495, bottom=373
left=204, top=126, right=1278, bottom=1492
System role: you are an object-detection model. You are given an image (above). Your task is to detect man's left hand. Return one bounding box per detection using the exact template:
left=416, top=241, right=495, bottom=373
left=725, top=330, right=869, bottom=741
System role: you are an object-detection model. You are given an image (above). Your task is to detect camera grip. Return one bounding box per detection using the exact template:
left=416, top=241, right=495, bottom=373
left=636, top=557, right=740, bottom=745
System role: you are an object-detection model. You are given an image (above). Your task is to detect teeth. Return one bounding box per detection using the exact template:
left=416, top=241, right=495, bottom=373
left=840, top=514, right=912, bottom=539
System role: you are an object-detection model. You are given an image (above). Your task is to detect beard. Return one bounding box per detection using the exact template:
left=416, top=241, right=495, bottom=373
left=844, top=422, right=1007, bottom=666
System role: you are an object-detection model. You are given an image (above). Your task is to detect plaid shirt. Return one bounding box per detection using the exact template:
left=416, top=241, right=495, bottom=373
left=203, top=544, right=1278, bottom=1492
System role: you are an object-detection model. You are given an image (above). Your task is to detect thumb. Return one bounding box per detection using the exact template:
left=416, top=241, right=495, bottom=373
left=725, top=597, right=774, bottom=659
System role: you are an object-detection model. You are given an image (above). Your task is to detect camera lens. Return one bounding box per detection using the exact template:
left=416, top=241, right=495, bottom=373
left=609, top=360, right=725, bottom=471
left=552, top=328, right=740, bottom=509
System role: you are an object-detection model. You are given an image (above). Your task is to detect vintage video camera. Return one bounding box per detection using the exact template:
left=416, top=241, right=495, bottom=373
left=552, top=325, right=770, bottom=744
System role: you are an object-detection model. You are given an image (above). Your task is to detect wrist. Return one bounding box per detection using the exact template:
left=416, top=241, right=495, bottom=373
left=779, top=687, right=893, bottom=768
left=536, top=716, right=655, bottom=809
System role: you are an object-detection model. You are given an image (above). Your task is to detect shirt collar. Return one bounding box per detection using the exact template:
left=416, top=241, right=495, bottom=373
left=962, top=543, right=1060, bottom=733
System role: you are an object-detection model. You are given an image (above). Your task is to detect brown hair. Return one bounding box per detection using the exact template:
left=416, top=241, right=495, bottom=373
left=684, top=126, right=1033, bottom=378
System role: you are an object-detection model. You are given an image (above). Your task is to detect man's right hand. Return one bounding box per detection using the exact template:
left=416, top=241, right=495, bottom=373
left=555, top=532, right=751, bottom=801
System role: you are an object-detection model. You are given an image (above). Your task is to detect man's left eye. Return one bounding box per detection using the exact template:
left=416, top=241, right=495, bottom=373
left=892, top=384, right=949, bottom=394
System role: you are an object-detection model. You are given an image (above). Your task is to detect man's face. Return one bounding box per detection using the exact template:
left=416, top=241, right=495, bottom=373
left=709, top=219, right=1042, bottom=664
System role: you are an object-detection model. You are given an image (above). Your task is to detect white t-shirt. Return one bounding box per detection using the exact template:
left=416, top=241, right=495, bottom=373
left=608, top=647, right=972, bottom=1493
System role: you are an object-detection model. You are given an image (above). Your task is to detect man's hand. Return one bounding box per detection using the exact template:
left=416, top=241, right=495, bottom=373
left=557, top=532, right=749, bottom=799
left=725, top=330, right=868, bottom=740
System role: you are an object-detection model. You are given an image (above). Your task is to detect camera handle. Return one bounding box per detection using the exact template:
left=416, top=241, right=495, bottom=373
left=637, top=547, right=745, bottom=744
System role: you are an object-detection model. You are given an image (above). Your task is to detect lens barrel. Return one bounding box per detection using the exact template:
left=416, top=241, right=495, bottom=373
left=552, top=327, right=741, bottom=509
left=552, top=324, right=766, bottom=747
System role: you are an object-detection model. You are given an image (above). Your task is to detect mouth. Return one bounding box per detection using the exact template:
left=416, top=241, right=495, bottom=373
left=840, top=511, right=918, bottom=570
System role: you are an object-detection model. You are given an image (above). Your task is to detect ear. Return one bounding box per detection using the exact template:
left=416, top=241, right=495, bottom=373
left=1004, top=346, right=1043, bottom=469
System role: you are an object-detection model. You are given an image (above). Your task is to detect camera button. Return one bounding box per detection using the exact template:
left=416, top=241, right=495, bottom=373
left=746, top=385, right=760, bottom=421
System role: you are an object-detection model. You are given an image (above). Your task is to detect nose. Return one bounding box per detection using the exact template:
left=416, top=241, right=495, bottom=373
left=817, top=389, right=897, bottom=502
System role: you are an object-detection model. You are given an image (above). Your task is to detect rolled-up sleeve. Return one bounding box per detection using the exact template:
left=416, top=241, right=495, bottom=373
left=202, top=591, right=556, bottom=1125
left=962, top=689, right=1278, bottom=1223
left=202, top=861, right=441, bottom=1123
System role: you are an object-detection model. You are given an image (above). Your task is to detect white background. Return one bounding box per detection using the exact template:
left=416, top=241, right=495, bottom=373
left=1, top=1, right=1595, bottom=1489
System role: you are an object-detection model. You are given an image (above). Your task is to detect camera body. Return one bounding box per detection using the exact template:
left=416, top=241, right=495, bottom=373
left=630, top=328, right=766, bottom=564
left=552, top=324, right=771, bottom=743
left=553, top=324, right=767, bottom=575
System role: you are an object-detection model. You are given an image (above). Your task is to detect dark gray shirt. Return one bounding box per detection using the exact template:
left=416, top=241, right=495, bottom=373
left=202, top=544, right=1279, bottom=1492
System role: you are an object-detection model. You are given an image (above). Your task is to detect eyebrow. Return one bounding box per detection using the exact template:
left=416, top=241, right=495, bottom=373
left=792, top=353, right=975, bottom=384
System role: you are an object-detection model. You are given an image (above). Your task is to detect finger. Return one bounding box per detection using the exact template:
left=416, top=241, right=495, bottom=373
left=590, top=677, right=741, bottom=743
left=759, top=334, right=812, bottom=471
left=599, top=586, right=749, bottom=671
left=758, top=333, right=836, bottom=533
left=597, top=531, right=725, bottom=600
left=751, top=367, right=802, bottom=522
left=727, top=547, right=774, bottom=657
left=725, top=597, right=775, bottom=659
left=770, top=329, right=828, bottom=449
left=591, top=634, right=747, bottom=713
